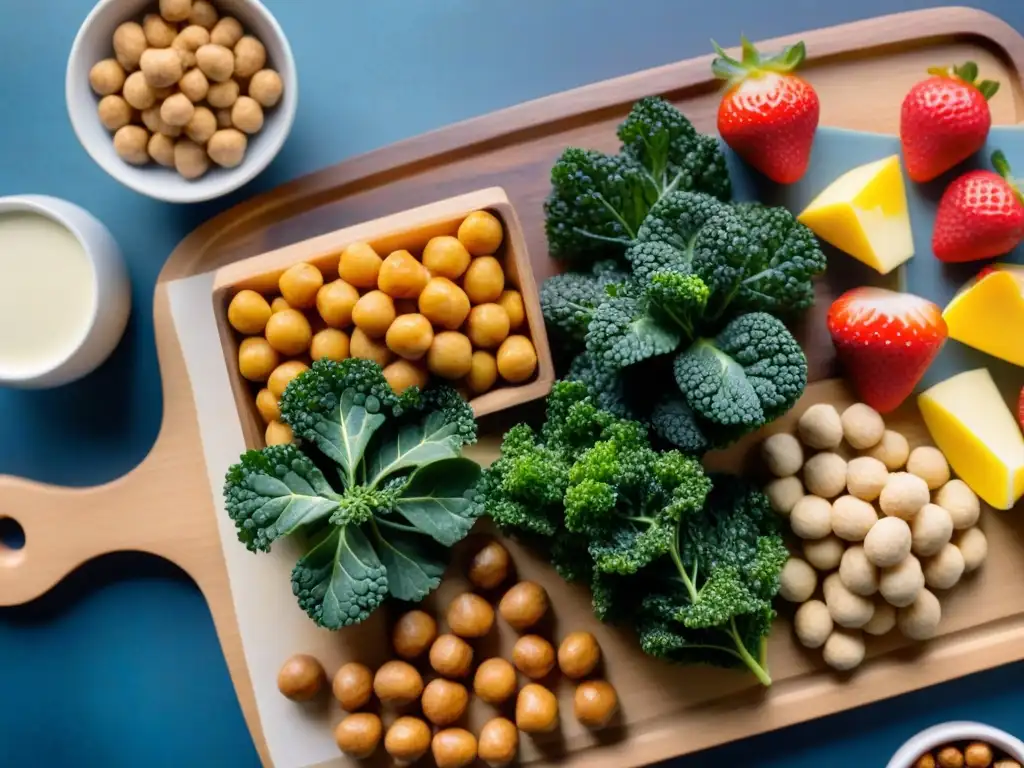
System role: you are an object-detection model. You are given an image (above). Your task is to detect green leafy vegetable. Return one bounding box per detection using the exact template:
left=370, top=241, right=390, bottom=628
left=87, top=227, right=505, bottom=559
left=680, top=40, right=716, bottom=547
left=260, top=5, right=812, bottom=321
left=224, top=359, right=483, bottom=629
left=540, top=260, right=628, bottom=353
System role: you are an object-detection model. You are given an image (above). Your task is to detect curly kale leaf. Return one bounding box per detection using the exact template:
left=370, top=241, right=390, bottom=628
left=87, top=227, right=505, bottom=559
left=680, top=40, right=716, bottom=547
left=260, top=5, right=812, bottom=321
left=674, top=312, right=807, bottom=439
left=629, top=192, right=732, bottom=282
left=585, top=283, right=681, bottom=370
left=649, top=395, right=708, bottom=455
left=566, top=353, right=635, bottom=419
left=540, top=260, right=627, bottom=351
left=390, top=458, right=484, bottom=547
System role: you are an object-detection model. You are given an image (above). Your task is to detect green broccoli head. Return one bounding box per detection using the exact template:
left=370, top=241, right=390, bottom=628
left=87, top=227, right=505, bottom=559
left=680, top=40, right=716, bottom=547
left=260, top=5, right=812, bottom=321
left=540, top=260, right=627, bottom=351
left=541, top=379, right=621, bottom=451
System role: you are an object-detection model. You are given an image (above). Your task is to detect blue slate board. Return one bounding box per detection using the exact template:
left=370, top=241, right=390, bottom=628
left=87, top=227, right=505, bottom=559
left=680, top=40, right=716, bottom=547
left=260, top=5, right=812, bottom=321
left=726, top=124, right=1024, bottom=407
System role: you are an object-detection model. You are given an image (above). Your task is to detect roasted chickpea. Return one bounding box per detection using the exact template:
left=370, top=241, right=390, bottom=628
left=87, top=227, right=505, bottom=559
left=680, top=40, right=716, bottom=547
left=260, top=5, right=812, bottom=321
left=228, top=289, right=272, bottom=334
left=423, top=236, right=472, bottom=279
left=207, top=79, right=240, bottom=109
left=386, top=313, right=435, bottom=361
left=446, top=592, right=495, bottom=638
left=238, top=337, right=279, bottom=381
left=159, top=0, right=192, bottom=22
left=516, top=683, right=558, bottom=733
left=964, top=742, right=993, bottom=767
left=463, top=256, right=505, bottom=304
left=938, top=747, right=965, bottom=768
left=265, top=308, right=312, bottom=356
left=558, top=631, right=601, bottom=679
left=499, top=581, right=548, bottom=631
left=478, top=717, right=518, bottom=767
left=268, top=360, right=309, bottom=398
left=497, top=335, right=538, bottom=383
left=316, top=279, right=359, bottom=328
left=332, top=662, right=373, bottom=711
left=310, top=329, right=350, bottom=362
left=458, top=210, right=504, bottom=256
left=89, top=59, right=126, bottom=96
left=378, top=250, right=430, bottom=299
left=498, top=290, right=526, bottom=331
left=468, top=540, right=511, bottom=590
left=234, top=35, right=267, bottom=79
left=265, top=420, right=293, bottom=446
left=277, top=653, right=325, bottom=701
left=338, top=242, right=383, bottom=288
left=392, top=610, right=437, bottom=660
left=278, top=263, right=324, bottom=309
left=513, top=635, right=556, bottom=679
left=98, top=95, right=134, bottom=132
left=231, top=96, right=265, bottom=134
left=473, top=658, right=517, bottom=704
left=352, top=290, right=396, bottom=338
left=122, top=70, right=156, bottom=109
left=249, top=69, right=284, bottom=108
left=373, top=660, right=423, bottom=705
left=351, top=327, right=394, bottom=367
left=418, top=276, right=471, bottom=330
left=196, top=43, right=234, bottom=82
left=385, top=716, right=431, bottom=766
left=432, top=728, right=478, bottom=768
left=466, top=303, right=511, bottom=349
left=466, top=350, right=498, bottom=394
left=271, top=296, right=290, bottom=313
left=422, top=678, right=470, bottom=726
left=383, top=359, right=428, bottom=394
left=210, top=16, right=243, bottom=48
left=429, top=633, right=474, bottom=678
left=113, top=21, right=148, bottom=71
left=334, top=713, right=382, bottom=759
left=574, top=680, right=618, bottom=729
left=189, top=0, right=218, bottom=29
left=428, top=331, right=473, bottom=379
left=255, top=388, right=280, bottom=423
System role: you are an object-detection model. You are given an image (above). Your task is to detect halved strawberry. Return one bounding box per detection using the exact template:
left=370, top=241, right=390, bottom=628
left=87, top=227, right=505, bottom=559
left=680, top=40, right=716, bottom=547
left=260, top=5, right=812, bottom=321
left=827, top=287, right=948, bottom=413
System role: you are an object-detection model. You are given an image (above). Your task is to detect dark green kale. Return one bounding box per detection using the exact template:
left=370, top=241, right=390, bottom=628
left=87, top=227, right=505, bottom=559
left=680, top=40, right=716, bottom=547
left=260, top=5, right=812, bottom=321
left=540, top=260, right=628, bottom=352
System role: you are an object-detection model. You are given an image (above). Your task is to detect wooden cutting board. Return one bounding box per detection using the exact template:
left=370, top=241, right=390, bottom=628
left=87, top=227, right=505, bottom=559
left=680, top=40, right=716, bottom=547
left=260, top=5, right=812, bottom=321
left=4, top=8, right=1024, bottom=768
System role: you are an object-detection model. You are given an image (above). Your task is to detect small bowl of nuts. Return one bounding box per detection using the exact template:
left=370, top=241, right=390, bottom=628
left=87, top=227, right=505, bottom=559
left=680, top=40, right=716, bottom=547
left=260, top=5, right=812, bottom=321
left=887, top=722, right=1024, bottom=768
left=66, top=0, right=297, bottom=203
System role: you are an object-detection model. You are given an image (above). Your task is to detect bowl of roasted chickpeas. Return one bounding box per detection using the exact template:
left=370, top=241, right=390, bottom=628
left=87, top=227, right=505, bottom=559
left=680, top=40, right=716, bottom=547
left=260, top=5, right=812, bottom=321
left=214, top=188, right=555, bottom=447
left=67, top=0, right=297, bottom=202
left=888, top=722, right=1024, bottom=768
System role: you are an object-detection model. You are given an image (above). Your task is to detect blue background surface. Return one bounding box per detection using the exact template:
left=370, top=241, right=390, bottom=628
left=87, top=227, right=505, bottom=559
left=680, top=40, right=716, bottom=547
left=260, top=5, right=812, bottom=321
left=3, top=1, right=1024, bottom=765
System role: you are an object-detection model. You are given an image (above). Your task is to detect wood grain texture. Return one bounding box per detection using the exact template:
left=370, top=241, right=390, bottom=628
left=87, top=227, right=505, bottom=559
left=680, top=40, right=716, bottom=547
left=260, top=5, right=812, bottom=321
left=3, top=8, right=1024, bottom=768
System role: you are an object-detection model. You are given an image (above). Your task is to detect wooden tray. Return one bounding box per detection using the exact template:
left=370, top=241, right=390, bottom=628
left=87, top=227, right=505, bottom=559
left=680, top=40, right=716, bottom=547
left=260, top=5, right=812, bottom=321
left=5, top=8, right=1024, bottom=768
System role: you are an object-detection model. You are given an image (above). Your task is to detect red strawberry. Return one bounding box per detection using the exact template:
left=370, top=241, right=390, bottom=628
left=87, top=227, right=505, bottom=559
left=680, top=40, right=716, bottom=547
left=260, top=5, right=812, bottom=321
left=932, top=151, right=1024, bottom=262
left=712, top=37, right=819, bottom=184
left=901, top=61, right=999, bottom=182
left=827, top=287, right=948, bottom=413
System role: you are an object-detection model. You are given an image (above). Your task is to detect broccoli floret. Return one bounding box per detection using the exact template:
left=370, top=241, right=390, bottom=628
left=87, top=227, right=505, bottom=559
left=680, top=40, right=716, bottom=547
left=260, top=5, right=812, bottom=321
left=540, top=260, right=627, bottom=350
left=645, top=272, right=710, bottom=337
left=674, top=312, right=807, bottom=439
left=585, top=284, right=681, bottom=370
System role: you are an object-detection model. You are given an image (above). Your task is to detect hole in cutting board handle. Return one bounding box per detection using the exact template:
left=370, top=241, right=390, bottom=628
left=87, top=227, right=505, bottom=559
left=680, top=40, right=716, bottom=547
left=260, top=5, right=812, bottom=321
left=0, top=516, right=26, bottom=561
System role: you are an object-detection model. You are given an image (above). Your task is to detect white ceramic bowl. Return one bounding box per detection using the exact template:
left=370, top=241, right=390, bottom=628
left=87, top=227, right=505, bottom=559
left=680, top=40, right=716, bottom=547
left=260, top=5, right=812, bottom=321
left=887, top=721, right=1024, bottom=767
left=0, top=195, right=130, bottom=388
left=66, top=0, right=297, bottom=204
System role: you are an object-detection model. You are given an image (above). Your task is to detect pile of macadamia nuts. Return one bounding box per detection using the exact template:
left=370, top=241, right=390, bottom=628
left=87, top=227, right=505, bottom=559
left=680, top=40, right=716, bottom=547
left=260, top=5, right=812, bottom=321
left=761, top=401, right=988, bottom=672
left=276, top=539, right=619, bottom=767
left=88, top=0, right=284, bottom=179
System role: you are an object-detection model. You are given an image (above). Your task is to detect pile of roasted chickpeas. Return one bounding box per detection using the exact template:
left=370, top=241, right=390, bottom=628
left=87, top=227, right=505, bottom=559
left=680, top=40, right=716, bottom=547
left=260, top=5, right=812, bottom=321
left=226, top=210, right=540, bottom=446
left=762, top=401, right=988, bottom=672
left=915, top=740, right=1021, bottom=768
left=276, top=539, right=620, bottom=767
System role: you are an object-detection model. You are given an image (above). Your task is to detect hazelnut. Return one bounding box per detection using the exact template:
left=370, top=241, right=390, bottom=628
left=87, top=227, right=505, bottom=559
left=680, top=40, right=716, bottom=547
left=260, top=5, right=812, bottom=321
left=392, top=609, right=437, bottom=659
left=446, top=592, right=494, bottom=638
left=557, top=631, right=601, bottom=679
left=429, top=633, right=474, bottom=678
left=334, top=712, right=382, bottom=759
left=478, top=718, right=518, bottom=767
left=385, top=716, right=431, bottom=766
left=432, top=728, right=478, bottom=768
left=421, top=678, right=469, bottom=726
left=512, top=634, right=556, bottom=679
left=574, top=679, right=619, bottom=729
left=276, top=653, right=325, bottom=701
left=468, top=540, right=511, bottom=590
left=516, top=683, right=559, bottom=733
left=473, top=657, right=517, bottom=704
left=498, top=581, right=548, bottom=631
left=372, top=660, right=423, bottom=705
left=331, top=661, right=372, bottom=711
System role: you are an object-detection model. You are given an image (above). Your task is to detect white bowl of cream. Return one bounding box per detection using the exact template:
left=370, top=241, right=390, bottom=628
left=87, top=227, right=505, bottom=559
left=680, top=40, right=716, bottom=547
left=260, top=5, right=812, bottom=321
left=0, top=195, right=130, bottom=388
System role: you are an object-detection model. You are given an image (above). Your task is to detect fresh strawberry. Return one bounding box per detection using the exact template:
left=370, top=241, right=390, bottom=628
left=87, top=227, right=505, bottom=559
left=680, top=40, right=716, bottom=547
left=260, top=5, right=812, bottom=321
left=900, top=61, right=999, bottom=182
left=827, top=287, right=948, bottom=413
left=712, top=37, right=819, bottom=184
left=932, top=151, right=1024, bottom=262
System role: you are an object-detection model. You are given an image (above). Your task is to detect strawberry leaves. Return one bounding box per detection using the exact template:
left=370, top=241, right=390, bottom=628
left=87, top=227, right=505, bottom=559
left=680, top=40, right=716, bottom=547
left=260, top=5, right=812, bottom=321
left=711, top=37, right=807, bottom=85
left=926, top=60, right=1000, bottom=100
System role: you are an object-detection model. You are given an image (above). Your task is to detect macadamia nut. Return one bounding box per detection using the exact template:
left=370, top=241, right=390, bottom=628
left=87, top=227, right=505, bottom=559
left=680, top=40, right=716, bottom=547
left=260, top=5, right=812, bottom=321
left=798, top=403, right=844, bottom=449
left=161, top=93, right=195, bottom=127
left=114, top=125, right=150, bottom=165
left=779, top=557, right=817, bottom=603
left=864, top=516, right=912, bottom=568
left=207, top=128, right=247, bottom=168
left=765, top=476, right=803, bottom=515
left=897, top=588, right=941, bottom=640
left=249, top=69, right=284, bottom=108
left=955, top=527, right=988, bottom=572
left=879, top=554, right=924, bottom=607
left=936, top=480, right=981, bottom=530
left=196, top=43, right=235, bottom=82
left=98, top=95, right=133, bottom=131
left=140, top=48, right=183, bottom=89
left=907, top=446, right=950, bottom=490
left=790, top=495, right=833, bottom=540
left=841, top=403, right=885, bottom=449
left=174, top=138, right=210, bottom=179
left=839, top=546, right=878, bottom=597
left=761, top=433, right=803, bottom=477
left=231, top=95, right=264, bottom=134
left=113, top=21, right=147, bottom=71
left=123, top=71, right=157, bottom=110
left=831, top=495, right=878, bottom=542
left=846, top=456, right=888, bottom=501
left=148, top=132, right=176, bottom=166
left=824, top=573, right=875, bottom=628
left=823, top=628, right=866, bottom=671
left=863, top=600, right=896, bottom=636
left=794, top=600, right=833, bottom=649
left=924, top=542, right=965, bottom=590
left=804, top=452, right=847, bottom=499
left=911, top=503, right=954, bottom=557
left=879, top=472, right=930, bottom=520
left=234, top=35, right=267, bottom=78
left=803, top=535, right=845, bottom=571
left=866, top=429, right=911, bottom=470
left=143, top=13, right=178, bottom=47
left=89, top=59, right=126, bottom=96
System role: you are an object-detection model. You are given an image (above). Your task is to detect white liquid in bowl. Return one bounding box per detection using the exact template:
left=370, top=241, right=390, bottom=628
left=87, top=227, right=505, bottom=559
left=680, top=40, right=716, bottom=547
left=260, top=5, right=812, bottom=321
left=0, top=211, right=96, bottom=377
